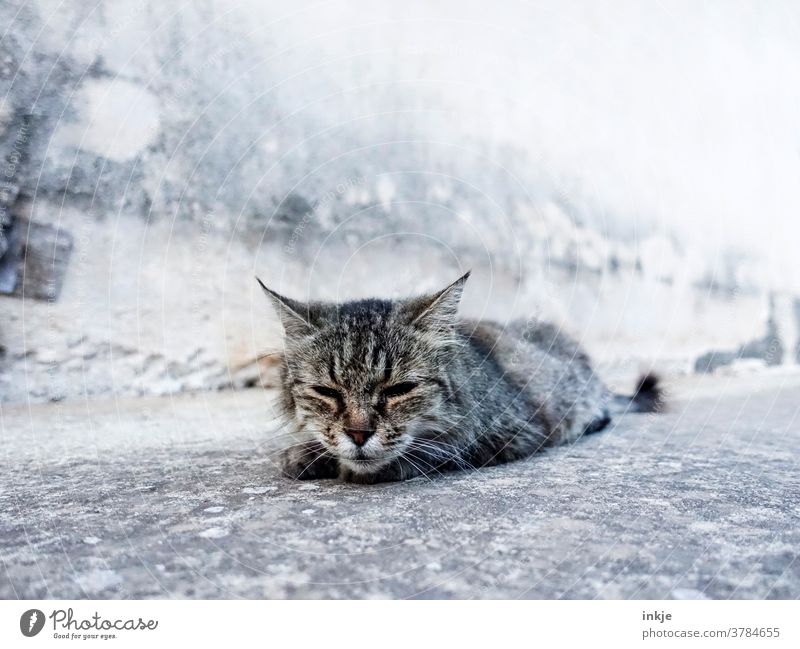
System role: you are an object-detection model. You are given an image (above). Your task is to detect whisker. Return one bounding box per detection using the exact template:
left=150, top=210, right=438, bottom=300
left=399, top=454, right=437, bottom=483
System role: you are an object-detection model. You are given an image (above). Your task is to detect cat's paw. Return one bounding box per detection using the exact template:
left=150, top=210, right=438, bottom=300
left=279, top=441, right=338, bottom=480
left=338, top=459, right=409, bottom=483
left=338, top=465, right=379, bottom=484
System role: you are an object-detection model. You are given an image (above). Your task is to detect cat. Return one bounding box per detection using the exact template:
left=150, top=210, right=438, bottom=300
left=258, top=272, right=662, bottom=484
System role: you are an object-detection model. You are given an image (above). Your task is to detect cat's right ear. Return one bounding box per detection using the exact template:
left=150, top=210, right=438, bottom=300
left=256, top=278, right=315, bottom=337
left=399, top=271, right=471, bottom=332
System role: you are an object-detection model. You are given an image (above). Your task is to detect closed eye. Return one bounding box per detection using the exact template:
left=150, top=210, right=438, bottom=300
left=310, top=385, right=342, bottom=401
left=382, top=381, right=418, bottom=399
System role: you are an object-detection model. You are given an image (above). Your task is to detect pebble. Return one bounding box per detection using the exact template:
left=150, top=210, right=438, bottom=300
left=76, top=569, right=121, bottom=592
left=242, top=486, right=276, bottom=495
left=199, top=527, right=229, bottom=539
left=672, top=588, right=710, bottom=600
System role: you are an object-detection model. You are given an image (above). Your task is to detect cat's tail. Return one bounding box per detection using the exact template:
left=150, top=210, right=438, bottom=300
left=612, top=373, right=665, bottom=414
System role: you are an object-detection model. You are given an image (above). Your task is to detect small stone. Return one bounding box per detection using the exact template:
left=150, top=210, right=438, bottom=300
left=35, top=349, right=64, bottom=364
left=83, top=536, right=102, bottom=545
left=199, top=527, right=229, bottom=539
left=301, top=509, right=315, bottom=515
left=76, top=569, right=121, bottom=592
left=242, top=486, right=276, bottom=495
left=298, top=484, right=319, bottom=491
left=672, top=588, right=710, bottom=600
left=203, top=506, right=225, bottom=514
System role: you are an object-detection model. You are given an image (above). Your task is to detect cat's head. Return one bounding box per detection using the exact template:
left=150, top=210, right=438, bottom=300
left=259, top=273, right=470, bottom=475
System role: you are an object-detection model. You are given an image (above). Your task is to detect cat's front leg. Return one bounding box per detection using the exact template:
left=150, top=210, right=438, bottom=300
left=339, top=454, right=445, bottom=483
left=279, top=440, right=339, bottom=480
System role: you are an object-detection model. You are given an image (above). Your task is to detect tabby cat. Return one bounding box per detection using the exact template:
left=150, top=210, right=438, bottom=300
left=258, top=272, right=661, bottom=483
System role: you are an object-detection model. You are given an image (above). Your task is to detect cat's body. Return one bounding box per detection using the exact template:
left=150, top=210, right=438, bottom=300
left=260, top=273, right=661, bottom=483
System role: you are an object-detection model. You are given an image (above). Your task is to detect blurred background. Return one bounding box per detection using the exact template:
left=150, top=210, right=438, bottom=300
left=1, top=0, right=799, bottom=403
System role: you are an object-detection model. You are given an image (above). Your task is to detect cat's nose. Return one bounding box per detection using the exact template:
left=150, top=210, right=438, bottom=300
left=344, top=428, right=375, bottom=447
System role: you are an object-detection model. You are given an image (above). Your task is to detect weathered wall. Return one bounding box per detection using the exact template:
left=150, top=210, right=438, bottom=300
left=1, top=0, right=799, bottom=403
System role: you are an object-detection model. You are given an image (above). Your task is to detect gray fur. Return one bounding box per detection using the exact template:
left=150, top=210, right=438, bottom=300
left=259, top=273, right=660, bottom=483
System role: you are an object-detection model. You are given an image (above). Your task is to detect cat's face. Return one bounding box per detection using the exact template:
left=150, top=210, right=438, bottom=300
left=260, top=274, right=468, bottom=475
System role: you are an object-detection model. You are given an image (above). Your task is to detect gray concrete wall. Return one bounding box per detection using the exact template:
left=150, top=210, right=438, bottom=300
left=1, top=0, right=799, bottom=403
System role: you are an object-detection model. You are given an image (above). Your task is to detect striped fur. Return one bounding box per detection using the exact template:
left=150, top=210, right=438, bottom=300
left=258, top=273, right=660, bottom=483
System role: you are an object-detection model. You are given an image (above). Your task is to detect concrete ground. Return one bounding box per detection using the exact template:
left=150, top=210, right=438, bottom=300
left=1, top=373, right=798, bottom=599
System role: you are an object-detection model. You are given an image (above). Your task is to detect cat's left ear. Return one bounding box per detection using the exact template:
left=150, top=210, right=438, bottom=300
left=256, top=277, right=316, bottom=337
left=400, top=271, right=470, bottom=331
